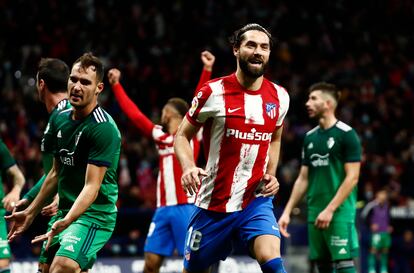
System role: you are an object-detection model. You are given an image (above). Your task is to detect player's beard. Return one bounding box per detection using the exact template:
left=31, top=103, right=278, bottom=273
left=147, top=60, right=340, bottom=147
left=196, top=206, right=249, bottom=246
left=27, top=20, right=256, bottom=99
left=238, top=56, right=268, bottom=78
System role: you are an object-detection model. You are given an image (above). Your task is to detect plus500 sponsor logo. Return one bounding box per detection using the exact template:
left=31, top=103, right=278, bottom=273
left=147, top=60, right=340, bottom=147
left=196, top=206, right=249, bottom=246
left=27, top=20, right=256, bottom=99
left=226, top=128, right=272, bottom=141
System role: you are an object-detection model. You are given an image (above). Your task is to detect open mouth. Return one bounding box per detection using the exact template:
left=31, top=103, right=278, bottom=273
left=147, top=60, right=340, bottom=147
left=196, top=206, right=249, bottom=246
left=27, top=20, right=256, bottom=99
left=70, top=93, right=82, bottom=101
left=249, top=59, right=263, bottom=67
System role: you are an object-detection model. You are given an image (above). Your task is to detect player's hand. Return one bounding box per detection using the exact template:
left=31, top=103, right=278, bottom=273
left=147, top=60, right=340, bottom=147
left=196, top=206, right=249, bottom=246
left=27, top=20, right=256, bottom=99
left=260, top=174, right=280, bottom=197
left=278, top=213, right=291, bottom=238
left=181, top=167, right=207, bottom=196
left=12, top=199, right=30, bottom=213
left=201, top=51, right=215, bottom=72
left=41, top=195, right=59, bottom=216
left=32, top=218, right=70, bottom=250
left=2, top=189, right=21, bottom=212
left=314, top=208, right=334, bottom=229
left=107, top=68, right=121, bottom=86
left=5, top=210, right=35, bottom=242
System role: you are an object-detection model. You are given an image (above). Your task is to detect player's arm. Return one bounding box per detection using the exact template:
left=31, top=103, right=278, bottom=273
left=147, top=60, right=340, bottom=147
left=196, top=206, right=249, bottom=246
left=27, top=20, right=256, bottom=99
left=32, top=163, right=107, bottom=249
left=174, top=117, right=207, bottom=195
left=58, top=164, right=106, bottom=228
left=2, top=164, right=25, bottom=211
left=194, top=51, right=215, bottom=93
left=6, top=159, right=59, bottom=241
left=107, top=68, right=154, bottom=138
left=260, top=126, right=283, bottom=197
left=278, top=165, right=309, bottom=237
left=314, top=162, right=360, bottom=229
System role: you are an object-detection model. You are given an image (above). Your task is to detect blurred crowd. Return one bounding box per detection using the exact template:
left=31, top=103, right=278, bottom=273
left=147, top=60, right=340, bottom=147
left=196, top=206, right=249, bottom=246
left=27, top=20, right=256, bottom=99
left=1, top=0, right=413, bottom=268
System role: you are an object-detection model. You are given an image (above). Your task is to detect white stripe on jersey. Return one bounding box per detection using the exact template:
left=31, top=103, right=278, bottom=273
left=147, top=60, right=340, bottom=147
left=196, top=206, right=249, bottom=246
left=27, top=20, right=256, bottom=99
left=196, top=80, right=226, bottom=209
left=244, top=93, right=264, bottom=125
left=156, top=174, right=161, bottom=207
left=97, top=108, right=107, bottom=122
left=274, top=84, right=290, bottom=126
left=163, top=155, right=178, bottom=206
left=57, top=100, right=67, bottom=110
left=226, top=143, right=259, bottom=211
left=336, top=121, right=352, bottom=132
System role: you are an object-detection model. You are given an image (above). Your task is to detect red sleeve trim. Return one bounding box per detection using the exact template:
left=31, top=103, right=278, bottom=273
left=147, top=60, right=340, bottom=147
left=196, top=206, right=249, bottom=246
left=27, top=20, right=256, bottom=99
left=112, top=83, right=154, bottom=138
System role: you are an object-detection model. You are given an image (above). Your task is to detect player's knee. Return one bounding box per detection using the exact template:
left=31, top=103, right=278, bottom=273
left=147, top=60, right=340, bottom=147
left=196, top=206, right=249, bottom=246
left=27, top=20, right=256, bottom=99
left=335, top=259, right=356, bottom=273
left=50, top=257, right=79, bottom=273
left=0, top=259, right=9, bottom=268
left=144, top=253, right=164, bottom=273
left=251, top=235, right=281, bottom=264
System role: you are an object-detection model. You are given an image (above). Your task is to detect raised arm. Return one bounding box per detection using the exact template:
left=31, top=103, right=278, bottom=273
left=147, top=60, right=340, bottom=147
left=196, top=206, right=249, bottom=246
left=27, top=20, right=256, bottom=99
left=194, top=51, right=215, bottom=93
left=108, top=68, right=154, bottom=138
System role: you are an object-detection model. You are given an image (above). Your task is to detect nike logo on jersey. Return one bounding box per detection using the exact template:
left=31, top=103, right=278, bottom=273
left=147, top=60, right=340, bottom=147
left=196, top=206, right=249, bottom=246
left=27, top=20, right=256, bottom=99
left=228, top=107, right=241, bottom=113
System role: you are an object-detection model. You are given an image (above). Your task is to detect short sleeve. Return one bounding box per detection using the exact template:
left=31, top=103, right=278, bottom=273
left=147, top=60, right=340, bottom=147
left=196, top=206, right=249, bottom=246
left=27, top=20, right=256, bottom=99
left=343, top=129, right=362, bottom=162
left=87, top=123, right=121, bottom=167
left=186, top=82, right=218, bottom=126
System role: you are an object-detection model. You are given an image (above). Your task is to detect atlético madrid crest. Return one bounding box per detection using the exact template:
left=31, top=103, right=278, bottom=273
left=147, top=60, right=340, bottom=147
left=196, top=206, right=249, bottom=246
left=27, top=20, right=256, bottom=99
left=265, top=103, right=277, bottom=119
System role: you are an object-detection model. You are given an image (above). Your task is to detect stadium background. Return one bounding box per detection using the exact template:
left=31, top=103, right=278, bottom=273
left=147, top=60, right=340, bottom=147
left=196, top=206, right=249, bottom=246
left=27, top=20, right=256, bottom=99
left=0, top=0, right=413, bottom=272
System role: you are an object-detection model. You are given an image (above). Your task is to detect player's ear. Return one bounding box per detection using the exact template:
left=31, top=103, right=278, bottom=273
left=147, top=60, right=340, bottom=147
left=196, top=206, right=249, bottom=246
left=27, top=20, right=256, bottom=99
left=95, top=82, right=104, bottom=95
left=233, top=46, right=239, bottom=57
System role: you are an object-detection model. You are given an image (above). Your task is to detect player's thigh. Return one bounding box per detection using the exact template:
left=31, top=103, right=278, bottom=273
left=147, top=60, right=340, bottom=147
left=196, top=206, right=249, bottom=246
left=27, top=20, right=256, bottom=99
left=236, top=197, right=281, bottom=261
left=170, top=204, right=196, bottom=255
left=39, top=213, right=63, bottom=264
left=183, top=208, right=234, bottom=273
left=324, top=222, right=359, bottom=261
left=308, top=223, right=331, bottom=261
left=144, top=207, right=175, bottom=256
left=55, top=220, right=113, bottom=271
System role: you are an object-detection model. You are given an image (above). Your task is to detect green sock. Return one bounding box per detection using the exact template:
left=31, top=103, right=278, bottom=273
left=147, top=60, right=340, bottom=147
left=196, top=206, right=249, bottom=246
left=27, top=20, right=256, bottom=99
left=368, top=252, right=376, bottom=273
left=0, top=269, right=11, bottom=273
left=380, top=252, right=388, bottom=273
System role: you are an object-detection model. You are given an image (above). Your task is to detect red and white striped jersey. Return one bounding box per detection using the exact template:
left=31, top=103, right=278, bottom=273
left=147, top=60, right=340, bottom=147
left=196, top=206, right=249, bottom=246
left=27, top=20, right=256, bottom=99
left=186, top=73, right=289, bottom=212
left=111, top=83, right=203, bottom=208
left=152, top=125, right=201, bottom=207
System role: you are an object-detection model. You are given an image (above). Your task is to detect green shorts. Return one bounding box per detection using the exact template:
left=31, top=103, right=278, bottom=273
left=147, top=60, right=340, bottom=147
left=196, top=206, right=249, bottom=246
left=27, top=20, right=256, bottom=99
left=308, top=222, right=359, bottom=261
left=39, top=213, right=60, bottom=264
left=41, top=214, right=114, bottom=270
left=370, top=232, right=391, bottom=250
left=0, top=213, right=11, bottom=259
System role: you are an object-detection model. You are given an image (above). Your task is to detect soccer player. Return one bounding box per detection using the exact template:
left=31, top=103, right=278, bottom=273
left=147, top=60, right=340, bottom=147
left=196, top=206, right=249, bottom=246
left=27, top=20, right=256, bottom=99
left=361, top=189, right=391, bottom=273
left=107, top=50, right=215, bottom=273
left=7, top=53, right=121, bottom=273
left=0, top=138, right=25, bottom=273
left=174, top=23, right=289, bottom=273
left=13, top=57, right=73, bottom=273
left=278, top=82, right=362, bottom=273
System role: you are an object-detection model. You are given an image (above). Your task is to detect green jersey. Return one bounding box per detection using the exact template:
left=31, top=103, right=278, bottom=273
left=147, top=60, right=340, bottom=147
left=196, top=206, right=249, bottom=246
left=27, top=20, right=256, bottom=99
left=24, top=99, right=72, bottom=202
left=302, top=121, right=361, bottom=223
left=0, top=139, right=16, bottom=205
left=48, top=106, right=121, bottom=227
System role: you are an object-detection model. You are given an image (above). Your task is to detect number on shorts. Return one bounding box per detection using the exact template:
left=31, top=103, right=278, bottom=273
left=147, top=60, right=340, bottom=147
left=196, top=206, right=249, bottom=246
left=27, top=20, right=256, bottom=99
left=186, top=226, right=202, bottom=251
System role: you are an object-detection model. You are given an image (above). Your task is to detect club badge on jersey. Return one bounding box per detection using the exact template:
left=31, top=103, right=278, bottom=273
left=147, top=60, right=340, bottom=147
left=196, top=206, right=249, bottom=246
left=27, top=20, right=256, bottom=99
left=265, top=103, right=277, bottom=119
